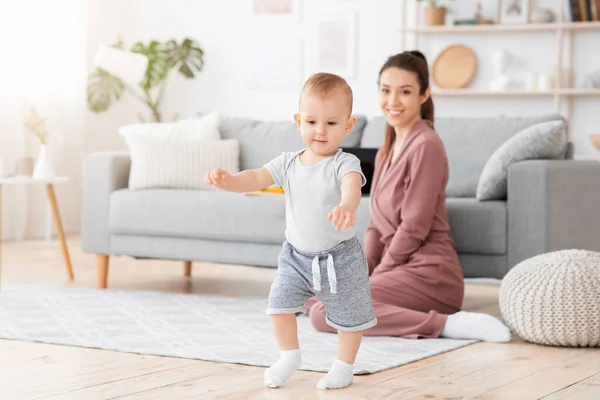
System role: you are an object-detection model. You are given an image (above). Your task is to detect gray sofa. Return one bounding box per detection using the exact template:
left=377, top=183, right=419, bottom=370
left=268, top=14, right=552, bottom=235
left=82, top=113, right=600, bottom=288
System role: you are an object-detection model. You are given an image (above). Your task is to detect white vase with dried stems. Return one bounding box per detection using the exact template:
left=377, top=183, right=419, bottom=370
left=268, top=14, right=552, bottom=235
left=23, top=105, right=55, bottom=179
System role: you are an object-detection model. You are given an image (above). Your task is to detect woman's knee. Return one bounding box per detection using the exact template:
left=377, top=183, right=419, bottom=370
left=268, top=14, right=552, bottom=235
left=308, top=302, right=333, bottom=332
left=369, top=274, right=394, bottom=302
left=303, top=296, right=319, bottom=315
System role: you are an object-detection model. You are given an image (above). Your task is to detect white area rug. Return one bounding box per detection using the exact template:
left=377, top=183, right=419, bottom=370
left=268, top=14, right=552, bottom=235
left=0, top=284, right=476, bottom=374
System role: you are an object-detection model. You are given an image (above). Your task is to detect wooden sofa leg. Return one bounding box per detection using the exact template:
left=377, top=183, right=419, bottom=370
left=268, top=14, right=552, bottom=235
left=183, top=261, right=192, bottom=277
left=97, top=255, right=109, bottom=288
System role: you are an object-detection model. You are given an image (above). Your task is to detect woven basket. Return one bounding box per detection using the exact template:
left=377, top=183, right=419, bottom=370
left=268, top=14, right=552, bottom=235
left=499, top=249, right=600, bottom=347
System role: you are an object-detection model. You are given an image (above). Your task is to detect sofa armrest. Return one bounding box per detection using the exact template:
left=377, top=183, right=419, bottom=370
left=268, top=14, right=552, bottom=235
left=81, top=152, right=131, bottom=254
left=507, top=159, right=600, bottom=270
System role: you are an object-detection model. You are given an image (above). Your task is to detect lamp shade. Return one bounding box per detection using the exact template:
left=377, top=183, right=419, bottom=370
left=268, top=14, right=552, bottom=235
left=94, top=46, right=148, bottom=87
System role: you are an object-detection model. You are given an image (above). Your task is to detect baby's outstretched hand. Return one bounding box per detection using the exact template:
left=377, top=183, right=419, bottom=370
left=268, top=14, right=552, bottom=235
left=205, top=168, right=231, bottom=190
left=327, top=205, right=356, bottom=231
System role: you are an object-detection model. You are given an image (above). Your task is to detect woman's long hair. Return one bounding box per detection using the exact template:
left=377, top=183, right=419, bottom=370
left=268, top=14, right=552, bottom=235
left=378, top=50, right=434, bottom=161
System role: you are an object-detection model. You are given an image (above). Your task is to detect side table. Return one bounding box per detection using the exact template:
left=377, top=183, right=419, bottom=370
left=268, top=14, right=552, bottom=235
left=0, top=176, right=74, bottom=285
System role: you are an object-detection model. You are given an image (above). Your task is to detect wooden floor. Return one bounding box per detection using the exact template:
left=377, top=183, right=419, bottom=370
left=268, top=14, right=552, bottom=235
left=1, top=237, right=598, bottom=400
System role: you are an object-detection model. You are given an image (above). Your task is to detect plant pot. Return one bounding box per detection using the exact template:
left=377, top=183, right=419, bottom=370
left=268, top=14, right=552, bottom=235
left=424, top=6, right=446, bottom=26
left=33, top=144, right=55, bottom=179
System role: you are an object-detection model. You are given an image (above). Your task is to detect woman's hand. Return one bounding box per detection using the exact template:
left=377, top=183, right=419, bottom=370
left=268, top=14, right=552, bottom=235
left=327, top=205, right=356, bottom=231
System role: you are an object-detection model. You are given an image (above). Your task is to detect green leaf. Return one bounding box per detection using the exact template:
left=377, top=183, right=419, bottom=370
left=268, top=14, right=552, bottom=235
left=165, top=38, right=205, bottom=79
left=86, top=37, right=204, bottom=114
left=178, top=62, right=194, bottom=78
left=131, top=40, right=170, bottom=91
left=86, top=68, right=125, bottom=112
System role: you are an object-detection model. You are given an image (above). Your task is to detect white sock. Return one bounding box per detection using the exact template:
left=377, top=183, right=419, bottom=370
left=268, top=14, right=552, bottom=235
left=264, top=349, right=301, bottom=388
left=441, top=311, right=511, bottom=342
left=316, top=358, right=354, bottom=390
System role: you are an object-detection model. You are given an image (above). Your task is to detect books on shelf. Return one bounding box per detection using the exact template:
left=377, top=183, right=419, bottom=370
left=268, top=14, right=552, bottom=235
left=453, top=19, right=494, bottom=26
left=566, top=0, right=600, bottom=22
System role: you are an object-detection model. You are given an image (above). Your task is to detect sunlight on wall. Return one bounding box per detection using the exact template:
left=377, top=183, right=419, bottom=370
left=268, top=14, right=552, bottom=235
left=0, top=0, right=87, bottom=240
left=1, top=1, right=86, bottom=102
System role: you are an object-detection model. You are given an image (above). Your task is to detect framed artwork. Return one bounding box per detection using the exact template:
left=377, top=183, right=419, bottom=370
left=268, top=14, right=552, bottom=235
left=499, top=0, right=530, bottom=23
left=309, top=10, right=358, bottom=79
left=251, top=0, right=302, bottom=23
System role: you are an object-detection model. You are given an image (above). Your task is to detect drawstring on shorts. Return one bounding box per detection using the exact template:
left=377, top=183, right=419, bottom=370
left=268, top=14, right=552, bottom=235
left=311, top=254, right=337, bottom=294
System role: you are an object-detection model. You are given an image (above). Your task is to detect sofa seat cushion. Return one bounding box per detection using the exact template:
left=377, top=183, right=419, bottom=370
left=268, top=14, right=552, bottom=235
left=109, top=189, right=286, bottom=244
left=109, top=190, right=504, bottom=255
left=447, top=198, right=506, bottom=255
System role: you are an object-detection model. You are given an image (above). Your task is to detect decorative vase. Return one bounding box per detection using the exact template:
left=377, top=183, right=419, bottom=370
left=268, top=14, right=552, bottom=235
left=424, top=6, right=446, bottom=26
left=33, top=144, right=55, bottom=179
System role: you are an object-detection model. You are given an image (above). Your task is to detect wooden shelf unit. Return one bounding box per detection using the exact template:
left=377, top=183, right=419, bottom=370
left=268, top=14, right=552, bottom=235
left=402, top=21, right=600, bottom=34
left=400, top=0, right=600, bottom=138
left=432, top=89, right=600, bottom=96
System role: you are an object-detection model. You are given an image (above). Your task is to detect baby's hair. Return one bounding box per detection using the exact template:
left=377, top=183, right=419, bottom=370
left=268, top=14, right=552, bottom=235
left=300, top=73, right=353, bottom=115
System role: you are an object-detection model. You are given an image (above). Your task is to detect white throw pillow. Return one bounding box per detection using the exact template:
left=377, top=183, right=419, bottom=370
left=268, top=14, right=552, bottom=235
left=124, top=136, right=240, bottom=190
left=118, top=111, right=221, bottom=140
left=476, top=120, right=568, bottom=201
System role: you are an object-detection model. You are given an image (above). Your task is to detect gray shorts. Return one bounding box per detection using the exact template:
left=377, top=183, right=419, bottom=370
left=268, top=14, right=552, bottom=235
left=267, top=236, right=377, bottom=332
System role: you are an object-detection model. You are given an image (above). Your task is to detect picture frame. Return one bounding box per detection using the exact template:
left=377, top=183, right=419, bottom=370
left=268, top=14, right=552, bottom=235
left=250, top=0, right=302, bottom=24
left=308, top=10, right=358, bottom=79
left=498, top=0, right=530, bottom=24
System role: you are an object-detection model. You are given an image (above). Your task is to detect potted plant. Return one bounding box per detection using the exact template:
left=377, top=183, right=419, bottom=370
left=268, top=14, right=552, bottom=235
left=418, top=0, right=448, bottom=26
left=87, top=38, right=205, bottom=123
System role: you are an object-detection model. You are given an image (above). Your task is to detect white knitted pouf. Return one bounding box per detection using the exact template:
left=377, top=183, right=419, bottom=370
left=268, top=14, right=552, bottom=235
left=499, top=249, right=600, bottom=347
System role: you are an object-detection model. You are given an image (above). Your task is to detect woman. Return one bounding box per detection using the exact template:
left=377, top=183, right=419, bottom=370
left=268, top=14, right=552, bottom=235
left=308, top=51, right=510, bottom=342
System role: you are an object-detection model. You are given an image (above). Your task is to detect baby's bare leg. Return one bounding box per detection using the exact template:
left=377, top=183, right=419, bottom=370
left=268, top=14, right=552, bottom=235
left=271, top=314, right=299, bottom=349
left=317, top=330, right=362, bottom=390
left=264, top=314, right=302, bottom=388
left=338, top=330, right=363, bottom=364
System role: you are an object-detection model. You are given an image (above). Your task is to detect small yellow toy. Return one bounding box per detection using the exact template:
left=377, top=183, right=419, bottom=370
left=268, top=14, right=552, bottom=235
left=247, top=185, right=284, bottom=196
left=264, top=186, right=284, bottom=194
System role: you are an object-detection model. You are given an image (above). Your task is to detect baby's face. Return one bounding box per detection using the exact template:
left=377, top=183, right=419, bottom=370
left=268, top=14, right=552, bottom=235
left=294, top=90, right=356, bottom=157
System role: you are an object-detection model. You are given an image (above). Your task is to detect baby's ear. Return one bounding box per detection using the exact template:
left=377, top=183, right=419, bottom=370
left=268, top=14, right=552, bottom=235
left=293, top=113, right=301, bottom=128
left=345, top=116, right=357, bottom=134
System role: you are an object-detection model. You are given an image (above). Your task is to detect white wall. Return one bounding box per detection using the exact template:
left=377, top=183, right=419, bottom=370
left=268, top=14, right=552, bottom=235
left=86, top=0, right=600, bottom=157
left=128, top=0, right=407, bottom=120
left=85, top=0, right=406, bottom=152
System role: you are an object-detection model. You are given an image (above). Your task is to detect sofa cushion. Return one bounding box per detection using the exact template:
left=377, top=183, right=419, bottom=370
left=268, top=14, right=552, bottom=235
left=360, top=117, right=387, bottom=148
left=360, top=114, right=567, bottom=197
left=447, top=198, right=506, bottom=255
left=110, top=189, right=287, bottom=244
left=123, top=137, right=240, bottom=191
left=110, top=189, right=374, bottom=247
left=119, top=111, right=221, bottom=139
left=218, top=115, right=367, bottom=170
left=476, top=120, right=568, bottom=201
